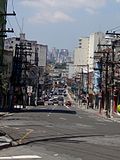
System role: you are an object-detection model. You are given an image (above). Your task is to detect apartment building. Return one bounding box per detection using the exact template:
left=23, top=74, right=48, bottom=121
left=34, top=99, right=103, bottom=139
left=4, top=33, right=47, bottom=68
left=74, top=37, right=89, bottom=73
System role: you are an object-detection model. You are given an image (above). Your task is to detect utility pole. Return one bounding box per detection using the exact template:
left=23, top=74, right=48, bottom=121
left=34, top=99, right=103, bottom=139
left=0, top=0, right=15, bottom=110
left=105, top=51, right=110, bottom=117
left=10, top=42, right=32, bottom=110
left=87, top=64, right=89, bottom=94
left=106, top=31, right=120, bottom=115
left=94, top=45, right=111, bottom=115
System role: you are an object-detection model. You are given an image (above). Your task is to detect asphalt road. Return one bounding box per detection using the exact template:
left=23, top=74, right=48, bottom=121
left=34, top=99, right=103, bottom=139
left=0, top=104, right=120, bottom=160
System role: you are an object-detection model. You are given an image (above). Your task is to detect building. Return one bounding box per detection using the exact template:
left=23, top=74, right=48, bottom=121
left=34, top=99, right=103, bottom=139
left=5, top=33, right=37, bottom=65
left=89, top=32, right=105, bottom=72
left=74, top=37, right=89, bottom=73
left=36, top=44, right=47, bottom=68
left=73, top=32, right=106, bottom=94
left=4, top=33, right=47, bottom=68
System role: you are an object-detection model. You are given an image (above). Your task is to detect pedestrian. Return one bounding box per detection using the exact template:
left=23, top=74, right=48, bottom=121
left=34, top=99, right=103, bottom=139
left=95, top=93, right=99, bottom=109
left=86, top=94, right=89, bottom=109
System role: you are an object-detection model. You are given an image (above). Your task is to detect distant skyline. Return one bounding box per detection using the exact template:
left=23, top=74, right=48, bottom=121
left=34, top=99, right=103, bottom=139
left=7, top=0, right=120, bottom=52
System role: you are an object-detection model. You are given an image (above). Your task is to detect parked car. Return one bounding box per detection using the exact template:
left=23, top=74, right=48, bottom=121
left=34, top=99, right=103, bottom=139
left=48, top=99, right=54, bottom=105
left=58, top=96, right=64, bottom=106
left=53, top=98, right=58, bottom=105
left=37, top=98, right=44, bottom=105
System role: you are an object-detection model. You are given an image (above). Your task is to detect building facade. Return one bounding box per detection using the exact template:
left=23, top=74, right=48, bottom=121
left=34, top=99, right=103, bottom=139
left=4, top=33, right=47, bottom=67
left=74, top=37, right=89, bottom=73
left=88, top=32, right=105, bottom=71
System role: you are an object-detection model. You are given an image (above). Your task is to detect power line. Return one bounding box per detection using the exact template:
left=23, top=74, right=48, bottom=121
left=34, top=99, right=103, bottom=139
left=12, top=0, right=15, bottom=12
left=107, top=25, right=120, bottom=32
left=11, top=0, right=23, bottom=33
left=7, top=17, right=18, bottom=37
left=15, top=16, right=23, bottom=33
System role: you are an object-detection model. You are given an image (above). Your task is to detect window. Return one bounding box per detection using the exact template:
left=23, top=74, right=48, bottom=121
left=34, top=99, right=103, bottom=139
left=16, top=38, right=20, bottom=41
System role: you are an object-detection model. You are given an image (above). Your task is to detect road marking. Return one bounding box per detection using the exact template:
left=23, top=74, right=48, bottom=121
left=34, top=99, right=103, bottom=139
left=4, top=125, right=9, bottom=128
left=78, top=116, right=82, bottom=119
left=54, top=153, right=59, bottom=157
left=60, top=117, right=66, bottom=120
left=17, top=129, right=34, bottom=144
left=15, top=128, right=20, bottom=130
left=0, top=155, right=42, bottom=159
left=65, top=105, right=71, bottom=110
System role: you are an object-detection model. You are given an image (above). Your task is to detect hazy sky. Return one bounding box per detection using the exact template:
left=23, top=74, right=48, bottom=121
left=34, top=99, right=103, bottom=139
left=7, top=0, right=120, bottom=52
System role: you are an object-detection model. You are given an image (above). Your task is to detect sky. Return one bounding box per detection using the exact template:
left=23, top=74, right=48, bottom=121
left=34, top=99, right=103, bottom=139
left=7, top=0, right=120, bottom=52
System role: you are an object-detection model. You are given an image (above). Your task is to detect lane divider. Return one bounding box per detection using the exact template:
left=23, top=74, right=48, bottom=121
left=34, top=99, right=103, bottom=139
left=17, top=129, right=34, bottom=145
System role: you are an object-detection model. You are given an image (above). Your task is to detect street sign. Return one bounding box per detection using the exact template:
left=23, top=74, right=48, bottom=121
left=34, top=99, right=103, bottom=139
left=27, top=86, right=32, bottom=93
left=28, top=92, right=31, bottom=96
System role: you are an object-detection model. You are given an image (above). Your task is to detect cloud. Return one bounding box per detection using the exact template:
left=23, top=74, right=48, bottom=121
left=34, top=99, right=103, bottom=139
left=20, top=0, right=107, bottom=23
left=28, top=11, right=74, bottom=24
left=21, top=0, right=107, bottom=9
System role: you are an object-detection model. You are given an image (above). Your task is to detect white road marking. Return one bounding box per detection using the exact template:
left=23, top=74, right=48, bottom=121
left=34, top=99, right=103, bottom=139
left=0, top=155, right=42, bottom=159
left=65, top=105, right=71, bottom=110
left=60, top=117, right=66, bottom=120
left=4, top=126, right=9, bottom=128
left=54, top=153, right=59, bottom=157
left=78, top=116, right=82, bottom=119
left=15, top=128, right=20, bottom=130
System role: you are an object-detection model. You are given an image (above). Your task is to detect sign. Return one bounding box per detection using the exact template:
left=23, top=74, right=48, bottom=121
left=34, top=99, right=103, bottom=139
left=28, top=92, right=32, bottom=96
left=27, top=86, right=32, bottom=93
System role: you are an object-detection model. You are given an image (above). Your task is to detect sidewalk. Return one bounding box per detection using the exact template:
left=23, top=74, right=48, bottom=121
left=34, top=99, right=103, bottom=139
left=67, top=90, right=120, bottom=122
left=0, top=112, right=14, bottom=149
left=78, top=103, right=120, bottom=122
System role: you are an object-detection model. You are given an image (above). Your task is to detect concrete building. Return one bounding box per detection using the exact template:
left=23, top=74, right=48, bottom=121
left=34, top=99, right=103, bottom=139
left=67, top=63, right=75, bottom=79
left=88, top=32, right=105, bottom=93
left=3, top=50, right=13, bottom=79
left=4, top=33, right=37, bottom=65
left=4, top=33, right=47, bottom=67
left=36, top=44, right=47, bottom=67
left=74, top=37, right=89, bottom=73
left=88, top=32, right=105, bottom=71
left=73, top=32, right=106, bottom=94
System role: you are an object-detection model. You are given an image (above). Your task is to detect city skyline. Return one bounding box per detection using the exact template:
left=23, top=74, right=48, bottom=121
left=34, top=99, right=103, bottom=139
left=7, top=0, right=120, bottom=51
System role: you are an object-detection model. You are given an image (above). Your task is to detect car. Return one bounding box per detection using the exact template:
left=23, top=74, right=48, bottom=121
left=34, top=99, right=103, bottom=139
left=53, top=98, right=58, bottom=105
left=58, top=100, right=64, bottom=106
left=37, top=98, right=44, bottom=105
left=48, top=99, right=54, bottom=105
left=58, top=96, right=64, bottom=106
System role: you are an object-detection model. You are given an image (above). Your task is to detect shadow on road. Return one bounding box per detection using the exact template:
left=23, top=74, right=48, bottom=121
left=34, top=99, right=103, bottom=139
left=17, top=133, right=104, bottom=146
left=0, top=108, right=77, bottom=115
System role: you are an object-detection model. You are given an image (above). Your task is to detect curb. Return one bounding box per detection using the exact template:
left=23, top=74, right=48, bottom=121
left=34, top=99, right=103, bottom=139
left=0, top=142, right=12, bottom=150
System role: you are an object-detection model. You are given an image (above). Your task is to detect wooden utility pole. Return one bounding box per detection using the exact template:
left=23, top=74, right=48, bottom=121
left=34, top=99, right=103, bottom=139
left=0, top=0, right=15, bottom=110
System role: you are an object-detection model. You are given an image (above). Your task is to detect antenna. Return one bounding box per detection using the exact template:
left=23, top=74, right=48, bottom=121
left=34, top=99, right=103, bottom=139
left=22, top=17, right=24, bottom=33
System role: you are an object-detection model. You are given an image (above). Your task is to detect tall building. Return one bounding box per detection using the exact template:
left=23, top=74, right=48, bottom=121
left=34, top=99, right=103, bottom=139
left=74, top=37, right=89, bottom=73
left=36, top=44, right=48, bottom=67
left=88, top=32, right=105, bottom=71
left=59, top=49, right=69, bottom=63
left=73, top=32, right=106, bottom=94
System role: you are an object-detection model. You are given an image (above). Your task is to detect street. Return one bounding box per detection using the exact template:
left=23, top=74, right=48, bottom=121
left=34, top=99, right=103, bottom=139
left=0, top=104, right=120, bottom=160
